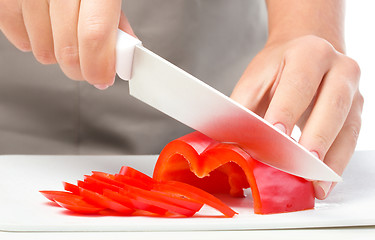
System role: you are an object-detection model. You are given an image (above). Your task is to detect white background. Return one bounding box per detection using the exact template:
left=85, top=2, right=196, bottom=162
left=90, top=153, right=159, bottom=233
left=346, top=1, right=375, bottom=150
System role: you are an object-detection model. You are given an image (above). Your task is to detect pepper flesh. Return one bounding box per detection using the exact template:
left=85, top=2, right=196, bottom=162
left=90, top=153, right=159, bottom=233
left=153, top=131, right=315, bottom=214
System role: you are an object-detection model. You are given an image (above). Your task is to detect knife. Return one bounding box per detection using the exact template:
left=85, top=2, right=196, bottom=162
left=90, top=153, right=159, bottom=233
left=115, top=30, right=341, bottom=182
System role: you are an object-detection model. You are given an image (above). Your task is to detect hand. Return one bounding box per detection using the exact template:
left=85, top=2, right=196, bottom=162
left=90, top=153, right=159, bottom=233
left=0, top=0, right=135, bottom=89
left=231, top=35, right=364, bottom=199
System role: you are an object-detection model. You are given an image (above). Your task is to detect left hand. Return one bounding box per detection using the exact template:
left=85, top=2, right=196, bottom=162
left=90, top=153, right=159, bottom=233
left=231, top=35, right=364, bottom=199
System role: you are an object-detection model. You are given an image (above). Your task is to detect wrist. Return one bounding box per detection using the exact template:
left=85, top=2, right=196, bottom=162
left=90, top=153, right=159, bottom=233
left=266, top=32, right=345, bottom=54
left=265, top=0, right=346, bottom=53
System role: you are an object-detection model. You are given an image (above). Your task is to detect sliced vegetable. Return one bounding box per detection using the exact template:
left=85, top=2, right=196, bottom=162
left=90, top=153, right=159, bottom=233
left=53, top=195, right=105, bottom=214
left=121, top=183, right=203, bottom=214
left=103, top=189, right=167, bottom=215
left=119, top=166, right=156, bottom=186
left=63, top=182, right=80, bottom=195
left=113, top=174, right=151, bottom=190
left=78, top=187, right=134, bottom=215
left=83, top=175, right=122, bottom=193
left=39, top=190, right=79, bottom=202
left=91, top=172, right=127, bottom=188
left=120, top=187, right=197, bottom=217
left=41, top=160, right=237, bottom=217
left=77, top=180, right=97, bottom=193
left=153, top=181, right=237, bottom=217
left=153, top=131, right=315, bottom=214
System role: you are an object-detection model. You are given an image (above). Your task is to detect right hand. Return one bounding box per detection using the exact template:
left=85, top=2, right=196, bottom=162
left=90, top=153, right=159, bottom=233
left=0, top=0, right=135, bottom=89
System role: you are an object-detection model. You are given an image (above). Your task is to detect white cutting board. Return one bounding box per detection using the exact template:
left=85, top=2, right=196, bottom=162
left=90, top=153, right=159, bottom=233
left=0, top=151, right=374, bottom=232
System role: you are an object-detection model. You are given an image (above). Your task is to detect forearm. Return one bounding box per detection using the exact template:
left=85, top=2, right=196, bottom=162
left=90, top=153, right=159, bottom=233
left=265, top=0, right=345, bottom=53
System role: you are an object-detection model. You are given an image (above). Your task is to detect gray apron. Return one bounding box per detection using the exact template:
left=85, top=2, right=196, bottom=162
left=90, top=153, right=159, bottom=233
left=0, top=0, right=267, bottom=155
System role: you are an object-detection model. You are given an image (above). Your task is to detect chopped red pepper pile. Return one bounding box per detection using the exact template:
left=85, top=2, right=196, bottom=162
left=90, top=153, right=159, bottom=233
left=41, top=131, right=315, bottom=217
left=40, top=165, right=237, bottom=217
left=153, top=131, right=315, bottom=214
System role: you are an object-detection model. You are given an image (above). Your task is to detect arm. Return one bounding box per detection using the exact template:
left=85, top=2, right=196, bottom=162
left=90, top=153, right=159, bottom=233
left=266, top=0, right=345, bottom=52
left=231, top=0, right=363, bottom=199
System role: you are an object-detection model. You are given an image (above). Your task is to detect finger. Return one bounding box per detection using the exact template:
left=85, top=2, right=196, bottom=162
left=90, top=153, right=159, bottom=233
left=78, top=0, right=122, bottom=86
left=230, top=54, right=283, bottom=117
left=0, top=1, right=31, bottom=51
left=263, top=44, right=334, bottom=135
left=50, top=0, right=83, bottom=80
left=22, top=0, right=56, bottom=64
left=313, top=91, right=364, bottom=200
left=118, top=11, right=136, bottom=38
left=298, top=57, right=360, bottom=161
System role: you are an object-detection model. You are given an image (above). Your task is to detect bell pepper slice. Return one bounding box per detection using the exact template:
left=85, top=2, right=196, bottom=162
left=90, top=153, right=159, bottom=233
left=91, top=172, right=126, bottom=187
left=53, top=195, right=105, bottom=214
left=148, top=189, right=204, bottom=213
left=39, top=190, right=79, bottom=203
left=119, top=166, right=156, bottom=186
left=83, top=175, right=122, bottom=193
left=152, top=181, right=237, bottom=218
left=114, top=174, right=151, bottom=190
left=153, top=131, right=315, bottom=214
left=63, top=182, right=80, bottom=195
left=103, top=189, right=167, bottom=215
left=91, top=171, right=151, bottom=190
left=119, top=184, right=199, bottom=217
left=40, top=190, right=105, bottom=214
left=78, top=185, right=134, bottom=215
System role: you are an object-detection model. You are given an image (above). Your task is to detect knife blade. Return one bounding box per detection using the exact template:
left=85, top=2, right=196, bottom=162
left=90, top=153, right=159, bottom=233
left=116, top=30, right=342, bottom=182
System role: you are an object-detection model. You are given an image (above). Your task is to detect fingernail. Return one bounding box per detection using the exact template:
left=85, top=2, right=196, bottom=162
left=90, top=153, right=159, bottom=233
left=314, top=181, right=332, bottom=199
left=311, top=151, right=320, bottom=160
left=274, top=123, right=286, bottom=134
left=94, top=84, right=109, bottom=90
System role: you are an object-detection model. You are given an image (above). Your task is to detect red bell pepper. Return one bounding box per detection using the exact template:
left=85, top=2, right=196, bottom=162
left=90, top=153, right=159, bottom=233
left=153, top=131, right=315, bottom=214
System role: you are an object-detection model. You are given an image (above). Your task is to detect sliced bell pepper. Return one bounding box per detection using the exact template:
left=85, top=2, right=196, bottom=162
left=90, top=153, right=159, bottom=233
left=83, top=175, right=122, bottom=193
left=119, top=187, right=197, bottom=217
left=39, top=190, right=106, bottom=214
left=90, top=171, right=151, bottom=190
left=91, top=172, right=126, bottom=187
left=41, top=163, right=237, bottom=217
left=120, top=182, right=202, bottom=216
left=78, top=187, right=134, bottom=215
left=85, top=174, right=202, bottom=216
left=103, top=189, right=168, bottom=215
left=63, top=182, right=80, bottom=195
left=152, top=180, right=237, bottom=217
left=114, top=174, right=151, bottom=190
left=119, top=166, right=156, bottom=186
left=53, top=195, right=105, bottom=214
left=39, top=190, right=79, bottom=203
left=153, top=131, right=315, bottom=214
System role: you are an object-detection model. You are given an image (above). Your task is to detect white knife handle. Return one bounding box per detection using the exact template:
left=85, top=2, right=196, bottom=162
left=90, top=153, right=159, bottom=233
left=116, top=29, right=142, bottom=81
